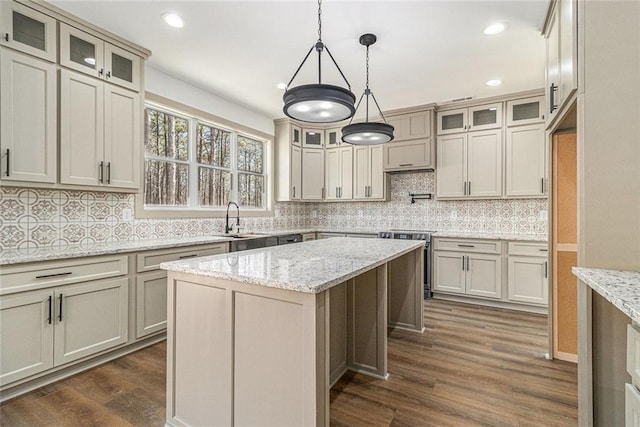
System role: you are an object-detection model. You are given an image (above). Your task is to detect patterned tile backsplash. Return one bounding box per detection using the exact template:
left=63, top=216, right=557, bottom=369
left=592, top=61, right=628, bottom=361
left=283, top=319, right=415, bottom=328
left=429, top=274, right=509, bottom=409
left=0, top=172, right=548, bottom=253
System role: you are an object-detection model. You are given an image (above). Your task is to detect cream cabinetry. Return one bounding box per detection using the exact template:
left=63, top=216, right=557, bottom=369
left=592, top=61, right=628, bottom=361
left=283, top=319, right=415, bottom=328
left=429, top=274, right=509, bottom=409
left=383, top=108, right=435, bottom=172
left=325, top=146, right=353, bottom=200
left=325, top=127, right=342, bottom=148
left=135, top=243, right=228, bottom=338
left=0, top=48, right=56, bottom=184
left=0, top=255, right=129, bottom=387
left=274, top=121, right=302, bottom=201
left=60, top=69, right=140, bottom=189
left=0, top=1, right=56, bottom=62
left=302, top=128, right=324, bottom=148
left=59, top=23, right=141, bottom=92
left=506, top=242, right=548, bottom=306
left=387, top=110, right=432, bottom=141
left=507, top=96, right=545, bottom=126
left=544, top=0, right=577, bottom=127
left=437, top=103, right=502, bottom=135
left=302, top=233, right=316, bottom=241
left=505, top=123, right=546, bottom=197
left=302, top=148, right=325, bottom=200
left=354, top=145, right=386, bottom=200
left=436, top=130, right=502, bottom=199
left=433, top=239, right=503, bottom=300
left=628, top=325, right=640, bottom=426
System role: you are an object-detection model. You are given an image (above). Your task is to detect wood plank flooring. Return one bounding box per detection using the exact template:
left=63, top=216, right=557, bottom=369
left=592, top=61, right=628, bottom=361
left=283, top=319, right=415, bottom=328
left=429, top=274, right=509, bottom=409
left=1, top=300, right=577, bottom=426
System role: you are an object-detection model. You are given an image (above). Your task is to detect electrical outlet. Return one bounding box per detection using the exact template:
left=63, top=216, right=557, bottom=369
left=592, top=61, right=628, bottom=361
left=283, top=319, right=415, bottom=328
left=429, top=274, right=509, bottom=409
left=122, top=208, right=133, bottom=221
left=539, top=210, right=548, bottom=220
left=358, top=210, right=364, bottom=218
left=451, top=210, right=457, bottom=219
left=312, top=210, right=318, bottom=218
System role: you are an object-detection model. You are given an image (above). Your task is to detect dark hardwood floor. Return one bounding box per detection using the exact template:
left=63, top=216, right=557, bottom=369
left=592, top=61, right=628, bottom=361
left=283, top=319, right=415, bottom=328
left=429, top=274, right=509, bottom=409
left=1, top=300, right=577, bottom=426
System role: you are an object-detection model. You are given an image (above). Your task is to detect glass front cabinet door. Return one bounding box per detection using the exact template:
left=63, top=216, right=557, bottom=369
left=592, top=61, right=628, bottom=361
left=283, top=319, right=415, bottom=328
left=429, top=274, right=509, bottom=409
left=506, top=96, right=545, bottom=126
left=437, top=108, right=467, bottom=135
left=325, top=127, right=341, bottom=147
left=468, top=103, right=502, bottom=131
left=104, top=43, right=141, bottom=91
left=0, top=1, right=56, bottom=62
left=302, top=128, right=324, bottom=148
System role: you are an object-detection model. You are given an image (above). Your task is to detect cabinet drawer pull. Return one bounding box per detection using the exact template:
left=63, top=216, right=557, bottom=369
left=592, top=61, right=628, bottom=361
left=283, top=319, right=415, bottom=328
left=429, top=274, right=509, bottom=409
left=5, top=148, right=9, bottom=177
left=399, top=163, right=413, bottom=167
left=539, top=248, right=548, bottom=252
left=541, top=177, right=544, bottom=194
left=178, top=254, right=198, bottom=259
left=106, top=162, right=111, bottom=184
left=466, top=256, right=470, bottom=271
left=544, top=261, right=548, bottom=279
left=550, top=83, right=558, bottom=113
left=468, top=181, right=471, bottom=195
left=35, top=272, right=72, bottom=279
left=58, top=294, right=63, bottom=321
left=47, top=296, right=52, bottom=325
left=98, top=161, right=104, bottom=183
left=463, top=181, right=467, bottom=195
left=458, top=244, right=475, bottom=248
left=462, top=256, right=465, bottom=271
left=3, top=33, right=9, bottom=42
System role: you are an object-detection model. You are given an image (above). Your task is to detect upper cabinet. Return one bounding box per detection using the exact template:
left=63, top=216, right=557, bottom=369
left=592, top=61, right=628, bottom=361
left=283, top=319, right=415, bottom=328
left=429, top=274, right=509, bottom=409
left=60, top=23, right=141, bottom=92
left=544, top=0, right=577, bottom=128
left=302, top=128, right=324, bottom=149
left=437, top=103, right=503, bottom=135
left=0, top=1, right=56, bottom=62
left=506, top=96, right=545, bottom=126
left=325, top=127, right=342, bottom=148
left=387, top=110, right=432, bottom=141
left=274, top=121, right=302, bottom=201
left=383, top=108, right=436, bottom=172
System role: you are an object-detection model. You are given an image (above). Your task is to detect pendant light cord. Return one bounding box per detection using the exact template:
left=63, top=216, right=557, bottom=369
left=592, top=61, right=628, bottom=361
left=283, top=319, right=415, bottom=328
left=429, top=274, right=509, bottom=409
left=348, top=36, right=389, bottom=125
left=317, top=0, right=322, bottom=42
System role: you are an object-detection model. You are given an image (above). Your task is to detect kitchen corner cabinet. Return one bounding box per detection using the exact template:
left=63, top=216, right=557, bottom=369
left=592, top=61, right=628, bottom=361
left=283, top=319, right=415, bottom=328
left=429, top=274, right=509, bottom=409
left=325, top=146, right=353, bottom=200
left=0, top=47, right=56, bottom=184
left=436, top=129, right=502, bottom=199
left=302, top=128, right=324, bottom=149
left=302, top=148, right=325, bottom=200
left=60, top=69, right=141, bottom=190
left=60, top=23, right=141, bottom=92
left=437, top=103, right=502, bottom=135
left=505, top=124, right=546, bottom=197
left=506, top=242, right=548, bottom=306
left=325, top=127, right=342, bottom=148
left=354, top=145, right=385, bottom=200
left=433, top=238, right=503, bottom=300
left=274, top=121, right=302, bottom=201
left=0, top=1, right=56, bottom=62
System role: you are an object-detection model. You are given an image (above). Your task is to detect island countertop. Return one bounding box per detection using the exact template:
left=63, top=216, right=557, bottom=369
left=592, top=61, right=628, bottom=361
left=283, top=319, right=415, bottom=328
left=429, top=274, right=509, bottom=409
left=161, top=237, right=424, bottom=294
left=572, top=267, right=640, bottom=323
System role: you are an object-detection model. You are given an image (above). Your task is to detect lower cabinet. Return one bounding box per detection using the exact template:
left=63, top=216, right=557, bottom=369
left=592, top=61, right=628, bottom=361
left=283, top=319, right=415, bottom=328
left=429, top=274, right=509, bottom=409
left=0, top=277, right=128, bottom=387
left=433, top=250, right=502, bottom=299
left=506, top=242, right=548, bottom=306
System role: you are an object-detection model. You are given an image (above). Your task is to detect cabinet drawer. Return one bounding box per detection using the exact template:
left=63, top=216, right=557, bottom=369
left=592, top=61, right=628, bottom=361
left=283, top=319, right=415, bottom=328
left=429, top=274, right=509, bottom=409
left=628, top=325, right=640, bottom=386
left=136, top=243, right=228, bottom=272
left=508, top=242, right=548, bottom=256
left=0, top=255, right=128, bottom=295
left=434, top=239, right=502, bottom=254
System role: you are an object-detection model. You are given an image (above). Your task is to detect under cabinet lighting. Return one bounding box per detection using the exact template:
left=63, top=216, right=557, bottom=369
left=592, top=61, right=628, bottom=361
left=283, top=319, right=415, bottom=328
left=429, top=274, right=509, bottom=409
left=162, top=13, right=184, bottom=28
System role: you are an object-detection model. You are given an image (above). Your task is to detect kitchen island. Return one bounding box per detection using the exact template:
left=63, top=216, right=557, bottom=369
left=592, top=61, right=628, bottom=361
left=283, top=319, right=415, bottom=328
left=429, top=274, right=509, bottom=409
left=161, top=237, right=424, bottom=427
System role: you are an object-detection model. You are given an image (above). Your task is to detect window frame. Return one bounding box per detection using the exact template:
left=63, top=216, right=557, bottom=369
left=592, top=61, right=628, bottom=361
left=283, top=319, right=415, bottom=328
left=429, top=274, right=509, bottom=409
left=136, top=95, right=273, bottom=219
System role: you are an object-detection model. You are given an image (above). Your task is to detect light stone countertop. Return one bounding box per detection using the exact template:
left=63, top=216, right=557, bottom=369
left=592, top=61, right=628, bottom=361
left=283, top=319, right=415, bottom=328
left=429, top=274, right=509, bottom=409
left=432, top=231, right=548, bottom=242
left=161, top=237, right=425, bottom=294
left=572, top=267, right=640, bottom=323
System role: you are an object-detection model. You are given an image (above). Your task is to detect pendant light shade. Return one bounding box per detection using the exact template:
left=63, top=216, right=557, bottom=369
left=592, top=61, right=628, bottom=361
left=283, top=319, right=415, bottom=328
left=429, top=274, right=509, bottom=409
left=282, top=0, right=356, bottom=123
left=341, top=33, right=394, bottom=145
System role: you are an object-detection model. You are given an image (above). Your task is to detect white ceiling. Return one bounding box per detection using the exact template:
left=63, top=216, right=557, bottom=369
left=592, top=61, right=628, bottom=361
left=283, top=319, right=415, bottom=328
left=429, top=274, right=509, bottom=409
left=50, top=0, right=548, bottom=121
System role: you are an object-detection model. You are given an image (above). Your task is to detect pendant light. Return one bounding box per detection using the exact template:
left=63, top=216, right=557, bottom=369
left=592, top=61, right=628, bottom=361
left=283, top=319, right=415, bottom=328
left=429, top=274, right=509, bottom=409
left=341, top=34, right=394, bottom=145
left=282, top=0, right=356, bottom=123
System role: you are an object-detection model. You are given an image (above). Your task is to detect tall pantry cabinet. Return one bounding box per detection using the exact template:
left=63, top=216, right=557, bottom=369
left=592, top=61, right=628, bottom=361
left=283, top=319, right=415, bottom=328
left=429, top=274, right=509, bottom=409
left=0, top=0, right=150, bottom=191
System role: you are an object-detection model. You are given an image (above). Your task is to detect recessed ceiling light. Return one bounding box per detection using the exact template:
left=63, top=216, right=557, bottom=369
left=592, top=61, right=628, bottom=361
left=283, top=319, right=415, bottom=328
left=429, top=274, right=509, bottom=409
left=162, top=13, right=184, bottom=28
left=276, top=82, right=288, bottom=90
left=485, top=79, right=502, bottom=87
left=484, top=23, right=507, bottom=35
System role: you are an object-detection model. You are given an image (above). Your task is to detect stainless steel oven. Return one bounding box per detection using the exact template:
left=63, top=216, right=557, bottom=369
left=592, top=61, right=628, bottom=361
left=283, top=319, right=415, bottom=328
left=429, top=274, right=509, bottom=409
left=378, top=230, right=433, bottom=299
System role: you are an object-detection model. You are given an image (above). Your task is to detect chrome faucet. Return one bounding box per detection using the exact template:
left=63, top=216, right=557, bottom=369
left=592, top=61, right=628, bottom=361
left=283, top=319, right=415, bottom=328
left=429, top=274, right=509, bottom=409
left=225, top=201, right=240, bottom=234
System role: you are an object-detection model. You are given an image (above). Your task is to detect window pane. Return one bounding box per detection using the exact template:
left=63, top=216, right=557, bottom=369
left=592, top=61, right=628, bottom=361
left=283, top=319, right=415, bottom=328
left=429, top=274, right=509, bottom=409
left=199, top=167, right=231, bottom=207
left=144, top=108, right=188, bottom=160
left=144, top=160, right=188, bottom=206
left=238, top=173, right=264, bottom=208
left=197, top=124, right=231, bottom=168
left=237, top=136, right=263, bottom=173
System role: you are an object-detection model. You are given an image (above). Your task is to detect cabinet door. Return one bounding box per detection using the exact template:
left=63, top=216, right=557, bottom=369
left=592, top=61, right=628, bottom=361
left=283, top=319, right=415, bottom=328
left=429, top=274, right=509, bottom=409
left=507, top=256, right=548, bottom=305
left=0, top=48, right=56, bottom=183
left=546, top=4, right=561, bottom=123
left=59, top=23, right=104, bottom=79
left=433, top=251, right=465, bottom=294
left=54, top=277, right=128, bottom=366
left=559, top=0, right=577, bottom=108
left=0, top=2, right=56, bottom=62
left=104, top=84, right=141, bottom=189
left=368, top=145, right=385, bottom=199
left=302, top=128, right=324, bottom=148
left=506, top=124, right=545, bottom=197
left=338, top=146, right=353, bottom=199
left=291, top=124, right=301, bottom=147
left=136, top=270, right=168, bottom=338
left=626, top=384, right=640, bottom=427
left=384, top=139, right=434, bottom=171
left=325, top=127, right=341, bottom=148
left=436, top=134, right=466, bottom=198
left=104, top=43, right=141, bottom=92
left=301, top=148, right=324, bottom=200
left=437, top=108, right=467, bottom=135
left=60, top=69, right=105, bottom=187
left=290, top=145, right=301, bottom=200
left=507, top=96, right=545, bottom=126
left=0, top=290, right=54, bottom=386
left=353, top=146, right=369, bottom=199
left=386, top=115, right=405, bottom=139
left=467, top=130, right=502, bottom=197
left=466, top=254, right=502, bottom=299
left=389, top=111, right=431, bottom=141
left=468, top=103, right=502, bottom=131
left=324, top=148, right=340, bottom=200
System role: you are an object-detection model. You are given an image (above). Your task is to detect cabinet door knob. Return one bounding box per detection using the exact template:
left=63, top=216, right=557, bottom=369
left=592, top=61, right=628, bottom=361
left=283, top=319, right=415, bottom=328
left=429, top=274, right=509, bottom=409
left=106, top=71, right=111, bottom=79
left=3, top=33, right=9, bottom=42
left=99, top=68, right=104, bottom=76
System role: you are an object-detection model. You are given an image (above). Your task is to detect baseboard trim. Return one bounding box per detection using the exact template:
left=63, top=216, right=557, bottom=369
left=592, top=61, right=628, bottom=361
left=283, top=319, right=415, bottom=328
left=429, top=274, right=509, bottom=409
left=432, top=293, right=548, bottom=315
left=554, top=351, right=578, bottom=363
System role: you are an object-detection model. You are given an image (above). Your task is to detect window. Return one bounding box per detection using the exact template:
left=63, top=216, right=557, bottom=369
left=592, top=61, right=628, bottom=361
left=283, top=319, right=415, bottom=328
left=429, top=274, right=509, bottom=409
left=143, top=105, right=268, bottom=212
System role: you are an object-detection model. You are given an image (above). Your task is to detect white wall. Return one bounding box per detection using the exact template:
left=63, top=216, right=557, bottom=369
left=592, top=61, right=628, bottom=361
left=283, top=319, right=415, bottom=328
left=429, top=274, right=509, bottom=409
left=145, top=66, right=274, bottom=136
